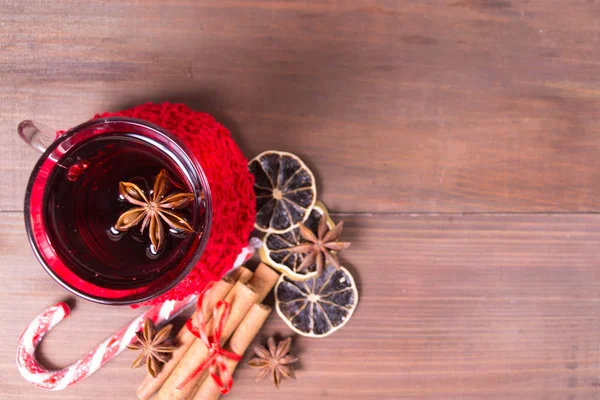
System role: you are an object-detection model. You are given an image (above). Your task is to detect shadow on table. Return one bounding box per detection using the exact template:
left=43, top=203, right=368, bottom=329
left=111, top=28, right=365, bottom=187
left=113, top=89, right=252, bottom=158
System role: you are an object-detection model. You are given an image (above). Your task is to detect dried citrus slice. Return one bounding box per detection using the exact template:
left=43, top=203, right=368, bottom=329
left=275, top=264, right=358, bottom=338
left=249, top=150, right=317, bottom=234
left=261, top=201, right=335, bottom=281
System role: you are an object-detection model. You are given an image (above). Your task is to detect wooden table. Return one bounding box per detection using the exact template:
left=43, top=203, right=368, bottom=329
left=2, top=1, right=600, bottom=399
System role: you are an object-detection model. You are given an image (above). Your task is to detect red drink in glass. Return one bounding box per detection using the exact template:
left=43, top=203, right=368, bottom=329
left=21, top=118, right=212, bottom=305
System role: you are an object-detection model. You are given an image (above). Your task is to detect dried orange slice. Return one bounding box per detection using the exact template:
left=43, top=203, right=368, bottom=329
left=249, top=151, right=317, bottom=234
left=261, top=201, right=334, bottom=281
left=275, top=264, right=358, bottom=338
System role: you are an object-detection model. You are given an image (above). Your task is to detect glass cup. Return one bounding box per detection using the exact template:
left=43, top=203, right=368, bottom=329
left=18, top=117, right=212, bottom=305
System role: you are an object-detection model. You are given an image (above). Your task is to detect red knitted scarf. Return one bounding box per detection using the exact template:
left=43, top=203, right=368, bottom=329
left=91, top=103, right=256, bottom=306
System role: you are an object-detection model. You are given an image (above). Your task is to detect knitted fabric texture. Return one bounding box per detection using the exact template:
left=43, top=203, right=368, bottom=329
left=92, top=103, right=256, bottom=306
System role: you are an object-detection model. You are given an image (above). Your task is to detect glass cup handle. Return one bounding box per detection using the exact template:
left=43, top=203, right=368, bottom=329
left=18, top=120, right=56, bottom=153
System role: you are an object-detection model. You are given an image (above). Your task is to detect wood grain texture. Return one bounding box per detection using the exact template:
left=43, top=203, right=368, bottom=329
left=2, top=212, right=600, bottom=399
left=3, top=1, right=600, bottom=212
left=2, top=1, right=600, bottom=399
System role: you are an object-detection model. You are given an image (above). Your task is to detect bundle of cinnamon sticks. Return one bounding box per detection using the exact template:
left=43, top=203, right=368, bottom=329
left=137, top=263, right=279, bottom=400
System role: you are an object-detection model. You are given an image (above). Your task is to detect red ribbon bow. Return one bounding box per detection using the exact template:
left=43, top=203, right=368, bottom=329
left=176, top=282, right=242, bottom=394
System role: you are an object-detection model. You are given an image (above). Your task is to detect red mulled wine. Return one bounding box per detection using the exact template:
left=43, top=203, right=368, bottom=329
left=42, top=134, right=204, bottom=290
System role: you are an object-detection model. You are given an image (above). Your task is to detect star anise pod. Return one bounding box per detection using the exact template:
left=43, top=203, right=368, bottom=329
left=127, top=318, right=177, bottom=378
left=288, top=216, right=351, bottom=276
left=114, top=169, right=195, bottom=252
left=247, top=337, right=298, bottom=388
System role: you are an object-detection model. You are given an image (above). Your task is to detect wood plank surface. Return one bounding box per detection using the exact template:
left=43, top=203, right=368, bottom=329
left=3, top=1, right=600, bottom=212
left=2, top=212, right=600, bottom=399
left=2, top=1, right=600, bottom=399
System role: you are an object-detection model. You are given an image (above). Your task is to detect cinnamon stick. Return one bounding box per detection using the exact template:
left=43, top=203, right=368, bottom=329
left=248, top=262, right=279, bottom=303
left=186, top=266, right=254, bottom=399
left=186, top=265, right=278, bottom=398
left=136, top=273, right=241, bottom=400
left=228, top=265, right=253, bottom=283
left=156, top=282, right=259, bottom=400
left=193, top=304, right=272, bottom=400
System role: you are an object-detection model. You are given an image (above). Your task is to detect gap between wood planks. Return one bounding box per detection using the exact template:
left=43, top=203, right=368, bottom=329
left=331, top=211, right=600, bottom=216
left=4, top=210, right=600, bottom=216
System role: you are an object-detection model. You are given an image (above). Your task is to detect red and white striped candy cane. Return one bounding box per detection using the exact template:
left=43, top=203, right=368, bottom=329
left=16, top=295, right=196, bottom=390
left=16, top=242, right=259, bottom=390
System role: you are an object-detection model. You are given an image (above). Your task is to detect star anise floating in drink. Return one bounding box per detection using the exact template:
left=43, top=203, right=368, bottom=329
left=247, top=337, right=298, bottom=388
left=114, top=169, right=195, bottom=252
left=127, top=318, right=177, bottom=378
left=289, top=215, right=351, bottom=276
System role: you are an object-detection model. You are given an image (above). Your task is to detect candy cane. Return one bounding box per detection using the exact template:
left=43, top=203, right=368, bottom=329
left=16, top=295, right=197, bottom=390
left=16, top=243, right=258, bottom=390
left=230, top=237, right=262, bottom=273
